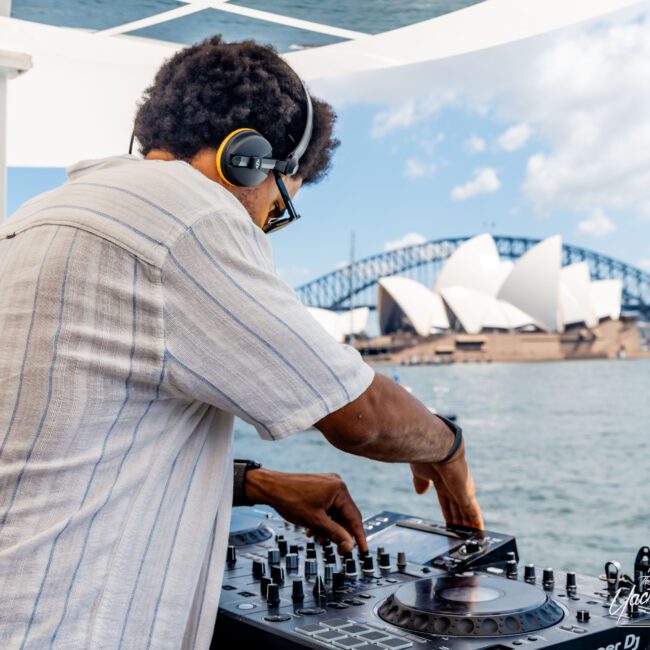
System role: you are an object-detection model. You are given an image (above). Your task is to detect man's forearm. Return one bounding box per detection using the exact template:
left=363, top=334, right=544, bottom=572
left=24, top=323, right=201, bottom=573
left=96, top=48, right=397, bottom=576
left=315, top=373, right=456, bottom=464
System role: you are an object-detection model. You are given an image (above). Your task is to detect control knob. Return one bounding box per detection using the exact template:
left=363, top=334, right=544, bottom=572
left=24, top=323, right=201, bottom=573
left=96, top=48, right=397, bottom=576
left=285, top=553, right=299, bottom=572
left=266, top=583, right=280, bottom=608
left=524, top=564, right=536, bottom=584
left=252, top=559, right=266, bottom=579
left=267, top=549, right=280, bottom=566
left=576, top=609, right=590, bottom=623
left=278, top=539, right=288, bottom=556
left=362, top=556, right=375, bottom=576
left=465, top=540, right=480, bottom=554
left=566, top=572, right=577, bottom=593
left=397, top=551, right=407, bottom=570
left=506, top=559, right=518, bottom=579
left=379, top=553, right=391, bottom=571
left=345, top=558, right=358, bottom=578
left=304, top=558, right=317, bottom=578
left=292, top=579, right=304, bottom=602
left=226, top=545, right=237, bottom=565
left=270, top=565, right=285, bottom=585
left=543, top=568, right=555, bottom=590
left=260, top=576, right=272, bottom=598
left=312, top=576, right=327, bottom=599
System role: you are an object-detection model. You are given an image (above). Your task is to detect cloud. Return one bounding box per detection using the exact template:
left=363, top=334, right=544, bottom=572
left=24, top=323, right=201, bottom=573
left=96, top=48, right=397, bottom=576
left=464, top=135, right=486, bottom=154
left=370, top=91, right=456, bottom=138
left=497, top=123, right=533, bottom=151
left=451, top=167, right=501, bottom=201
left=332, top=8, right=650, bottom=232
left=384, top=232, right=427, bottom=252
left=577, top=209, right=616, bottom=237
left=636, top=258, right=650, bottom=272
left=371, top=101, right=416, bottom=138
left=404, top=158, right=437, bottom=179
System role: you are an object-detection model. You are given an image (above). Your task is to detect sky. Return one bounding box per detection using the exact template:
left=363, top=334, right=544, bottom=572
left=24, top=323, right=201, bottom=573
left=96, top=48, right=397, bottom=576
left=7, top=4, right=650, bottom=289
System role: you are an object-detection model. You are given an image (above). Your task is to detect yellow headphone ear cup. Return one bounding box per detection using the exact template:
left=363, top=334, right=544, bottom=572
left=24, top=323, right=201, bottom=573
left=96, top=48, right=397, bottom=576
left=216, top=128, right=274, bottom=187
left=216, top=128, right=255, bottom=187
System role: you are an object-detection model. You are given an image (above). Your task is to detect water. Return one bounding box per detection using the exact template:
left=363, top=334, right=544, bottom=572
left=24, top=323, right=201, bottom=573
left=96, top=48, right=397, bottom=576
left=234, top=358, right=650, bottom=577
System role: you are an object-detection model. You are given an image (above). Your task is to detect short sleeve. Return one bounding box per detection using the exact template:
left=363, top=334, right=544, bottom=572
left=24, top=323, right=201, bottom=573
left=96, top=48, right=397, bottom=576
left=162, top=210, right=375, bottom=440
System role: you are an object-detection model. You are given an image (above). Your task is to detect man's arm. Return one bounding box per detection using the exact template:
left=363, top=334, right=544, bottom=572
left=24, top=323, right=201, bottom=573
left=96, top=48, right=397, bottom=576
left=315, top=373, right=483, bottom=530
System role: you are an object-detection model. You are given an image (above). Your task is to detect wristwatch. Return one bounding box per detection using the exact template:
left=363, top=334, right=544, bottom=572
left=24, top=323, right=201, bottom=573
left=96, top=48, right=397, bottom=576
left=233, top=459, right=262, bottom=507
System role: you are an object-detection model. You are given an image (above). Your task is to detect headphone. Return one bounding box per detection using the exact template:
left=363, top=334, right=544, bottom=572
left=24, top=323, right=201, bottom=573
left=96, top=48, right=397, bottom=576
left=129, top=79, right=312, bottom=234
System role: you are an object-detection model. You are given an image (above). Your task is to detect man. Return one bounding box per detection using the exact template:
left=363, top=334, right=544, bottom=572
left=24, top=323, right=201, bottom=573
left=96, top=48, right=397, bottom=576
left=0, top=36, right=481, bottom=648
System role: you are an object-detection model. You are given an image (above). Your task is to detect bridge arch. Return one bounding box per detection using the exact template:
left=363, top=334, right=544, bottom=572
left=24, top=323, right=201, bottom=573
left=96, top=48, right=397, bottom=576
left=294, top=235, right=650, bottom=316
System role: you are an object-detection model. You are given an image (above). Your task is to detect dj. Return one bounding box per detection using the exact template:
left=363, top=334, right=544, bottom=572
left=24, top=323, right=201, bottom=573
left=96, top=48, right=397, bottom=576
left=0, top=37, right=482, bottom=648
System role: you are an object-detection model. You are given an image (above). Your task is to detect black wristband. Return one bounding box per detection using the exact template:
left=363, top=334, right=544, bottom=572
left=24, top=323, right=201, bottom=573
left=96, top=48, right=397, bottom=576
left=436, top=415, right=463, bottom=463
left=233, top=459, right=262, bottom=507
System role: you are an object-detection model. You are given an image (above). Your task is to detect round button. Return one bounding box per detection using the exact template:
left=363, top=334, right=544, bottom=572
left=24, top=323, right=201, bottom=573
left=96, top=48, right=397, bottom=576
left=295, top=607, right=326, bottom=615
left=264, top=614, right=292, bottom=622
left=237, top=603, right=256, bottom=610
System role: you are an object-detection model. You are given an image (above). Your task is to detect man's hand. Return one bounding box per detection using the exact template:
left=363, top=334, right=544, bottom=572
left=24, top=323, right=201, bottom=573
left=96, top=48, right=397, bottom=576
left=410, top=440, right=484, bottom=530
left=244, top=468, right=368, bottom=554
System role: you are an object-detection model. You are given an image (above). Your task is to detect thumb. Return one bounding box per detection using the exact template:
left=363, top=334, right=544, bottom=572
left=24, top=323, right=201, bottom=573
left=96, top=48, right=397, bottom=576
left=412, top=475, right=431, bottom=495
left=311, top=514, right=355, bottom=554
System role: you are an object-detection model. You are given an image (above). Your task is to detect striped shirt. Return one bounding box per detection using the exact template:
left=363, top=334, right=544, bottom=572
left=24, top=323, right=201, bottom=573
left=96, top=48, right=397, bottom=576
left=0, top=155, right=374, bottom=649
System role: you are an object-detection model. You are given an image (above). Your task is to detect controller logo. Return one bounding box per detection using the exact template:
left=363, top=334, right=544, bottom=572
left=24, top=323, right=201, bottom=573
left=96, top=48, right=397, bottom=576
left=609, top=576, right=650, bottom=627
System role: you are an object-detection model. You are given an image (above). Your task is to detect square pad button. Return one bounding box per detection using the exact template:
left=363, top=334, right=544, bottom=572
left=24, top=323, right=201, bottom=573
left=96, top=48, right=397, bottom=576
left=296, top=623, right=326, bottom=636
left=333, top=637, right=367, bottom=649
left=340, top=624, right=371, bottom=635
left=358, top=630, right=391, bottom=642
left=314, top=629, right=347, bottom=642
left=379, top=637, right=413, bottom=649
left=323, top=618, right=355, bottom=629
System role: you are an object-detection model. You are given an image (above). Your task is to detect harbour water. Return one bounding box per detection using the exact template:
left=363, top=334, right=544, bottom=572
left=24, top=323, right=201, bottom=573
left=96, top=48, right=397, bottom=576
left=234, top=358, right=650, bottom=577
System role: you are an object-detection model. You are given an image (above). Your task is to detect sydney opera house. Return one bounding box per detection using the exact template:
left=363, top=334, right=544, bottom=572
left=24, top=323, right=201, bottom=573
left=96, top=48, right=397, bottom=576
left=308, top=234, right=641, bottom=363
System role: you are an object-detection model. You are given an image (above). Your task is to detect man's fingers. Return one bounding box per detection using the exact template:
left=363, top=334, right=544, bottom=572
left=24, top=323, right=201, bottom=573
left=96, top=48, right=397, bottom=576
left=311, top=514, right=355, bottom=554
left=412, top=475, right=431, bottom=495
left=331, top=489, right=368, bottom=554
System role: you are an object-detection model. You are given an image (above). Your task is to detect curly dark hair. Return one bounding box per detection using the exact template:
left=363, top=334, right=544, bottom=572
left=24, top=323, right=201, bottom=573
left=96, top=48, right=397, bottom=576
left=134, top=35, right=339, bottom=185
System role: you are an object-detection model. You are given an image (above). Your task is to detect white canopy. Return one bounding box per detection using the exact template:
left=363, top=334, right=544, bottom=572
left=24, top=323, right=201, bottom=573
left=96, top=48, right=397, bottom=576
left=2, top=0, right=642, bottom=169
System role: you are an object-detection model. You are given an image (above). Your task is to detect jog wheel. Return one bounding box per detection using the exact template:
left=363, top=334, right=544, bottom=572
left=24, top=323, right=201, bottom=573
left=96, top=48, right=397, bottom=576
left=378, top=573, right=564, bottom=637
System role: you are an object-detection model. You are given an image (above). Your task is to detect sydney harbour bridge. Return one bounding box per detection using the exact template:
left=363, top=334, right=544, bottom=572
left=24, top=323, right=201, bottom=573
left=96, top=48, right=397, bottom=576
left=295, top=235, right=650, bottom=318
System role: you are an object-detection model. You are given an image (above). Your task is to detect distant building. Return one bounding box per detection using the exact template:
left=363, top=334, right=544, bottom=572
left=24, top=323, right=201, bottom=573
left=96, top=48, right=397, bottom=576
left=377, top=234, right=622, bottom=336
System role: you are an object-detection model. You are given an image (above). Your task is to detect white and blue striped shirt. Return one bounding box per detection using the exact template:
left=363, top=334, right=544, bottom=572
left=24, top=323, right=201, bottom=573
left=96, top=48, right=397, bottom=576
left=0, top=155, right=374, bottom=649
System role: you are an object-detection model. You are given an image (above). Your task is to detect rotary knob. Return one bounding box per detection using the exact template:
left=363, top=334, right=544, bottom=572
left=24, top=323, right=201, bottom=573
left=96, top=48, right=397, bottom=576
left=226, top=545, right=237, bottom=565
left=324, top=565, right=334, bottom=582
left=289, top=544, right=300, bottom=555
left=292, top=579, right=305, bottom=602
left=270, top=565, right=285, bottom=585
left=524, top=564, right=536, bottom=583
left=278, top=539, right=288, bottom=556
left=379, top=553, right=391, bottom=571
left=285, top=553, right=299, bottom=572
left=465, top=540, right=480, bottom=554
left=267, top=549, right=280, bottom=566
left=362, top=555, right=375, bottom=576
left=312, top=576, right=327, bottom=599
left=306, top=541, right=316, bottom=552
left=397, top=551, right=407, bottom=570
left=260, top=576, right=272, bottom=598
left=506, top=559, right=518, bottom=579
left=566, top=572, right=577, bottom=593
left=306, top=547, right=317, bottom=560
left=376, top=546, right=386, bottom=559
left=266, top=583, right=280, bottom=608
left=333, top=571, right=345, bottom=591
left=543, top=568, right=555, bottom=590
left=576, top=609, right=590, bottom=623
left=252, top=559, right=266, bottom=579
left=345, top=558, right=358, bottom=578
left=305, top=558, right=317, bottom=578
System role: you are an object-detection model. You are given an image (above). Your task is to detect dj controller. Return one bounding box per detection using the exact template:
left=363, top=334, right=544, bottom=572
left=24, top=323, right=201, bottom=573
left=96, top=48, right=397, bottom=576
left=213, top=507, right=650, bottom=649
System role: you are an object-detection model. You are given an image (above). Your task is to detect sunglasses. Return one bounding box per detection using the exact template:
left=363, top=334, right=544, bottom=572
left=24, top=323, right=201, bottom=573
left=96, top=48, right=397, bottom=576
left=263, top=171, right=302, bottom=234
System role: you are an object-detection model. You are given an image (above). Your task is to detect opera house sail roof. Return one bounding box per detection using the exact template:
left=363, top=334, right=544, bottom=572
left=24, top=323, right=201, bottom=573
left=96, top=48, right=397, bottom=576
left=376, top=234, right=622, bottom=338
